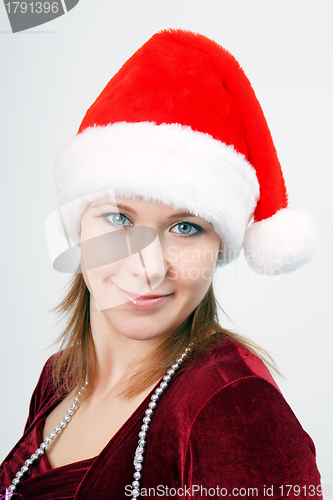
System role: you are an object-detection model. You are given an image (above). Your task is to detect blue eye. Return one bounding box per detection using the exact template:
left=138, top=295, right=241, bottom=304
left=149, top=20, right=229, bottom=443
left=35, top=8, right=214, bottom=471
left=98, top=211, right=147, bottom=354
left=103, top=213, right=132, bottom=227
left=171, top=221, right=201, bottom=237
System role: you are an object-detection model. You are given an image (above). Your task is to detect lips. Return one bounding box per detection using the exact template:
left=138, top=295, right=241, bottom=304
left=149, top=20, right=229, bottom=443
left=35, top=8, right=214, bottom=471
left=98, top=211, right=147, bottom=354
left=114, top=283, right=173, bottom=311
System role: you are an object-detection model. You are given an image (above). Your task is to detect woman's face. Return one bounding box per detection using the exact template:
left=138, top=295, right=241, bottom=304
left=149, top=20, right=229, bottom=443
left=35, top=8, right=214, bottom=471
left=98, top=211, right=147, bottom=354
left=80, top=197, right=220, bottom=342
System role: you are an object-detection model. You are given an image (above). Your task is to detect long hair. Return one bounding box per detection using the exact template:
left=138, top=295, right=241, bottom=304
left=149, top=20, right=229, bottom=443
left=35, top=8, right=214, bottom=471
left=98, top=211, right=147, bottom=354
left=51, top=268, right=278, bottom=400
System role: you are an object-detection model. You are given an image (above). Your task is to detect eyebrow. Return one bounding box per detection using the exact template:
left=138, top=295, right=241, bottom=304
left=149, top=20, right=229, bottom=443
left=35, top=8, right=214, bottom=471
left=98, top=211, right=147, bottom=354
left=91, top=201, right=197, bottom=219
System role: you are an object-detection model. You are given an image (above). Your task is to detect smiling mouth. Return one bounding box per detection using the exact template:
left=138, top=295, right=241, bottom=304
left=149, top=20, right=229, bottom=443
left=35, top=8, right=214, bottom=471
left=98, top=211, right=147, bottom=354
left=113, top=283, right=174, bottom=310
left=114, top=283, right=172, bottom=299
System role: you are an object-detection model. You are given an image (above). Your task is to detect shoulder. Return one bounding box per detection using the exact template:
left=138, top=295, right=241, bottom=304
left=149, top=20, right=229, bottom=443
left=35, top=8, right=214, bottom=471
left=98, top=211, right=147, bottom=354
left=171, top=338, right=321, bottom=487
left=196, top=336, right=279, bottom=387
left=169, top=337, right=282, bottom=415
left=24, top=353, right=59, bottom=432
left=176, top=338, right=308, bottom=439
left=184, top=374, right=321, bottom=490
left=33, top=353, right=58, bottom=399
left=147, top=337, right=321, bottom=489
left=167, top=337, right=318, bottom=457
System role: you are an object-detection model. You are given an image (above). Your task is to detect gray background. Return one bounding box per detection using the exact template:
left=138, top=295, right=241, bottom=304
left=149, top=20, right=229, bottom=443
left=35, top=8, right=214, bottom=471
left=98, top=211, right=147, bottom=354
left=1, top=0, right=332, bottom=495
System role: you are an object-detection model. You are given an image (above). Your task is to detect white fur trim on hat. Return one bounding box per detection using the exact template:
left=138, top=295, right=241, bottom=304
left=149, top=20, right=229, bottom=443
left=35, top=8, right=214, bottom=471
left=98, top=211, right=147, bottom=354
left=54, top=122, right=259, bottom=264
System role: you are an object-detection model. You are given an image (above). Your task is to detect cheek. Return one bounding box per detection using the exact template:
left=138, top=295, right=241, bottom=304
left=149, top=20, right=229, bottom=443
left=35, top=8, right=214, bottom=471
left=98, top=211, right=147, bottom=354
left=80, top=224, right=130, bottom=281
left=80, top=247, right=120, bottom=304
left=167, top=253, right=215, bottom=312
left=170, top=245, right=218, bottom=282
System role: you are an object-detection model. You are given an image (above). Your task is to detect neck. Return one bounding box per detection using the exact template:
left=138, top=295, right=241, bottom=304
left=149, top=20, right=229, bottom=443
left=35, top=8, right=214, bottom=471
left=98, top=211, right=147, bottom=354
left=88, top=297, right=164, bottom=401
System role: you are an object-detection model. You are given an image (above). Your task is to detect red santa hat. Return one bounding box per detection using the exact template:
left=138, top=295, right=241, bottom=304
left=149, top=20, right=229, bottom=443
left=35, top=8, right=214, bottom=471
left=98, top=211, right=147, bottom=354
left=53, top=29, right=317, bottom=274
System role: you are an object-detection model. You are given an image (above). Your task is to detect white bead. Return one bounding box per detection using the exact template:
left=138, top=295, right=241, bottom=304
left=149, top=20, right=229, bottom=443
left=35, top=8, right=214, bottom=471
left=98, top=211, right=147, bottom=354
left=141, top=424, right=149, bottom=432
left=131, top=488, right=140, bottom=497
left=40, top=442, right=47, bottom=450
left=163, top=375, right=171, bottom=382
left=134, top=463, right=142, bottom=471
left=167, top=369, right=175, bottom=376
left=145, top=408, right=153, bottom=416
left=133, top=472, right=141, bottom=480
left=155, top=387, right=163, bottom=395
left=138, top=431, right=146, bottom=439
left=151, top=394, right=159, bottom=401
left=172, top=363, right=179, bottom=370
left=36, top=448, right=44, bottom=456
left=25, top=459, right=33, bottom=466
left=148, top=401, right=157, bottom=409
left=54, top=426, right=61, bottom=434
left=160, top=381, right=168, bottom=389
left=21, top=466, right=29, bottom=473
left=136, top=446, right=144, bottom=455
left=12, top=478, right=20, bottom=486
left=30, top=454, right=38, bottom=461
left=63, top=415, right=71, bottom=423
left=67, top=409, right=74, bottom=416
left=15, top=471, right=23, bottom=479
left=8, top=485, right=16, bottom=493
left=138, top=439, right=146, bottom=447
left=49, top=432, right=56, bottom=440
left=132, top=480, right=140, bottom=488
left=59, top=420, right=67, bottom=429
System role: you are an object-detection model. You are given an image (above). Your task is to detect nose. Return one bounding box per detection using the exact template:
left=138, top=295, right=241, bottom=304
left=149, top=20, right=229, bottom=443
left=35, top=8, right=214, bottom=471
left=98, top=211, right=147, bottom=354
left=125, top=227, right=168, bottom=290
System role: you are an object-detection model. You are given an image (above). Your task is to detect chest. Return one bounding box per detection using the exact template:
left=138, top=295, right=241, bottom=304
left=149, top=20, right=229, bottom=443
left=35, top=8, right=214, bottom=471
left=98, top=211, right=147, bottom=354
left=42, top=387, right=155, bottom=469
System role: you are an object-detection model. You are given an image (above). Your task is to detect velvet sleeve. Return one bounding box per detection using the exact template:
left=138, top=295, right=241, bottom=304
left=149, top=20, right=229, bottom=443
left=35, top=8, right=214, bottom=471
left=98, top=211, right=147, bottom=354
left=185, top=376, right=322, bottom=499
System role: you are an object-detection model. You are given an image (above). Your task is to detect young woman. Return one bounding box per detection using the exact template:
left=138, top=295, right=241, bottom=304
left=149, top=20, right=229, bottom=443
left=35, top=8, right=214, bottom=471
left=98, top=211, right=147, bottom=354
left=0, top=29, right=322, bottom=499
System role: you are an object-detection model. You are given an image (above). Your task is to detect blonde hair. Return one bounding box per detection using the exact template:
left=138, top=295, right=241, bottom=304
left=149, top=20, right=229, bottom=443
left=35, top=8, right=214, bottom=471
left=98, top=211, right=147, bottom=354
left=51, top=268, right=278, bottom=399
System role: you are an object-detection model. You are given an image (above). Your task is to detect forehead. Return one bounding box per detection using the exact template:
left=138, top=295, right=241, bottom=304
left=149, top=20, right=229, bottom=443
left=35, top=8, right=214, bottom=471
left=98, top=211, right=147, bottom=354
left=88, top=196, right=199, bottom=219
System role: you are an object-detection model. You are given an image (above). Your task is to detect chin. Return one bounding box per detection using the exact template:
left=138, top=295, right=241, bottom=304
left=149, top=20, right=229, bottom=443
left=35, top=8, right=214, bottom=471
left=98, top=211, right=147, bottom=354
left=101, top=309, right=176, bottom=341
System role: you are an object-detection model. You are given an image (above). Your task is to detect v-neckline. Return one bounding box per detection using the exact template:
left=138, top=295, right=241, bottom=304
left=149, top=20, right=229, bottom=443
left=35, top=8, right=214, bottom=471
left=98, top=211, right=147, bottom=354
left=36, top=377, right=163, bottom=472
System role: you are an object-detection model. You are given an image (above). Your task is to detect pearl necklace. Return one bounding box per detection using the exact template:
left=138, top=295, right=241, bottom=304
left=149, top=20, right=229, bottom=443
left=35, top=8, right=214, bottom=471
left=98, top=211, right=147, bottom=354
left=6, top=346, right=192, bottom=499
left=129, top=346, right=191, bottom=498
left=6, top=382, right=87, bottom=499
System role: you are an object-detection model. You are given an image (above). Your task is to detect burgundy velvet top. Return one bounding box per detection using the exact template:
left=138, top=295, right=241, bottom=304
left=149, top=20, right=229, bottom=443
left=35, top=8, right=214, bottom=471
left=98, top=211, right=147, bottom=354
left=0, top=338, right=322, bottom=499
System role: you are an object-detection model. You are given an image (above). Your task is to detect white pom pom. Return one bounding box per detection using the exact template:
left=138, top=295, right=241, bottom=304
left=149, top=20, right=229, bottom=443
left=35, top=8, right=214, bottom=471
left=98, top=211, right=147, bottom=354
left=243, top=207, right=319, bottom=274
